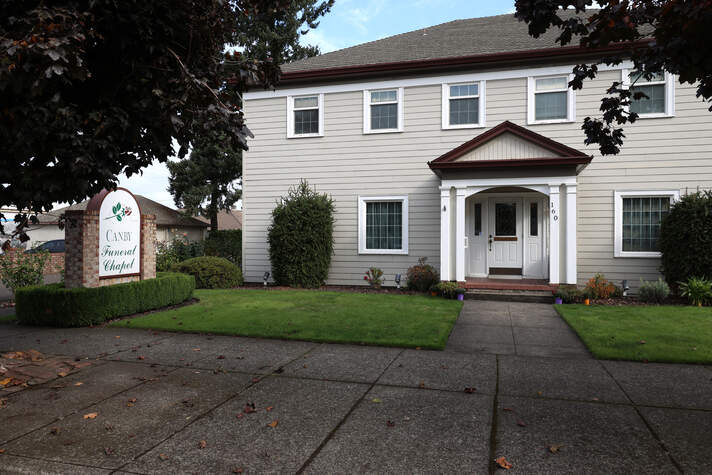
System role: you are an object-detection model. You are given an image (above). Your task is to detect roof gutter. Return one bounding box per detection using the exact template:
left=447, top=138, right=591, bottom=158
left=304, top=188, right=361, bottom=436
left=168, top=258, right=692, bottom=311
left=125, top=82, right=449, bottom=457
left=278, top=40, right=649, bottom=86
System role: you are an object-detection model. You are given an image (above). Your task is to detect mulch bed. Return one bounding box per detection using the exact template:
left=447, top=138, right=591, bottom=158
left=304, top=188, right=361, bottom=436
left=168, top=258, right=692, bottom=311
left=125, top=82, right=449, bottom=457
left=580, top=296, right=689, bottom=306
left=240, top=283, right=425, bottom=295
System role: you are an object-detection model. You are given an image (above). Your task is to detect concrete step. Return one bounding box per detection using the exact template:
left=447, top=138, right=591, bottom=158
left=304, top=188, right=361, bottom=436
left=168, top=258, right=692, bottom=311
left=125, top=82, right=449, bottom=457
left=465, top=288, right=554, bottom=304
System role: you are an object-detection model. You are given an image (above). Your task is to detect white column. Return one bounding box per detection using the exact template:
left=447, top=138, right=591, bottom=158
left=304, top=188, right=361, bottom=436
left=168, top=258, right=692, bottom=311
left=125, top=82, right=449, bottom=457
left=455, top=188, right=467, bottom=282
left=440, top=188, right=451, bottom=281
left=565, top=184, right=577, bottom=285
left=549, top=186, right=561, bottom=284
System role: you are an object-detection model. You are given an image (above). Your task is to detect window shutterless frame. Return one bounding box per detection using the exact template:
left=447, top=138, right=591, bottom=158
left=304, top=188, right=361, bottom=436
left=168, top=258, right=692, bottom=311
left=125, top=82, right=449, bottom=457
left=357, top=195, right=408, bottom=255
left=527, top=74, right=575, bottom=124
left=363, top=88, right=404, bottom=134
left=613, top=190, right=680, bottom=258
left=286, top=93, right=324, bottom=138
left=621, top=69, right=675, bottom=118
left=441, top=81, right=486, bottom=129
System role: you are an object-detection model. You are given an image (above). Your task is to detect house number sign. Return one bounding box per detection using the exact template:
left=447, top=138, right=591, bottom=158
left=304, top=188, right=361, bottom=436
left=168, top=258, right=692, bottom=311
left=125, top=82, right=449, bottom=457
left=551, top=201, right=558, bottom=221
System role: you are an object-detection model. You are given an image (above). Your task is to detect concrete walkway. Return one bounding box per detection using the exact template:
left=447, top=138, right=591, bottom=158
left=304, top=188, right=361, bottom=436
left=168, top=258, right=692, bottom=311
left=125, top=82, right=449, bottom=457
left=0, top=301, right=710, bottom=474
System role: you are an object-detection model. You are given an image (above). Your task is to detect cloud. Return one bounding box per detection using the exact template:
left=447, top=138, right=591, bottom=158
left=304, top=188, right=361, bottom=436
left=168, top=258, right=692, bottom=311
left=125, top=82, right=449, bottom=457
left=118, top=161, right=174, bottom=208
left=300, top=28, right=340, bottom=53
left=345, top=0, right=386, bottom=35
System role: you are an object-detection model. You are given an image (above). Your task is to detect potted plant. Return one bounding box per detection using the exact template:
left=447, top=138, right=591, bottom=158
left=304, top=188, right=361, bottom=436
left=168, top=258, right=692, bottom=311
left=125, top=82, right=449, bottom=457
left=429, top=284, right=438, bottom=297
left=364, top=267, right=384, bottom=289
left=455, top=288, right=466, bottom=301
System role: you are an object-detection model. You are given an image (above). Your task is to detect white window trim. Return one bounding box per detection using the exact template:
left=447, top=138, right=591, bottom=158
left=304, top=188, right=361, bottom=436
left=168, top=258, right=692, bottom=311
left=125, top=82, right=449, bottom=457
left=363, top=88, right=404, bottom=134
left=527, top=74, right=576, bottom=125
left=441, top=81, right=486, bottom=129
left=286, top=93, right=324, bottom=138
left=357, top=195, right=409, bottom=255
left=613, top=190, right=680, bottom=258
left=621, top=69, right=675, bottom=118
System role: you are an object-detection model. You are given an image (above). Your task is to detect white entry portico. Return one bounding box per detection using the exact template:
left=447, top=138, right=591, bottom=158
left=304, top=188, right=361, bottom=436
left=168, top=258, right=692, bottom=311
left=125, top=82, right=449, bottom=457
left=428, top=121, right=590, bottom=285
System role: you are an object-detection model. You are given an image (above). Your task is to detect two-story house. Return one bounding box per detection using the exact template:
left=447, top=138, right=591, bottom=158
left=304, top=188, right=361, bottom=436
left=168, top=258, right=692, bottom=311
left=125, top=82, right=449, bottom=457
left=242, top=12, right=712, bottom=289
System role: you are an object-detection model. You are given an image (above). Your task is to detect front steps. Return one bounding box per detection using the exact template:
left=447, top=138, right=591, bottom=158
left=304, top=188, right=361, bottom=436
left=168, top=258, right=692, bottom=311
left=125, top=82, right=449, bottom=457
left=464, top=288, right=554, bottom=304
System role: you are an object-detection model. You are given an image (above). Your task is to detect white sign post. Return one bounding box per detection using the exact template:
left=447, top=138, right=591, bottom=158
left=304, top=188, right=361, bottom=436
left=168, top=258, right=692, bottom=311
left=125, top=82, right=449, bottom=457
left=98, top=189, right=141, bottom=278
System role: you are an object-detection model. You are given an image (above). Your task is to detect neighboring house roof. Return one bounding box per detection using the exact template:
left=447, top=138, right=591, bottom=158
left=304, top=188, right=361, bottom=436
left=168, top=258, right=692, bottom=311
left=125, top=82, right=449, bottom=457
left=428, top=121, right=592, bottom=175
left=37, top=195, right=209, bottom=228
left=189, top=209, right=243, bottom=230
left=279, top=10, right=642, bottom=83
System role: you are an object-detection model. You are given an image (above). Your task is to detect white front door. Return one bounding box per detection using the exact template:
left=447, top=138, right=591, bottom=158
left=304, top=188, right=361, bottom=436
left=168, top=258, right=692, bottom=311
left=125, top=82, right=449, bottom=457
left=466, top=198, right=487, bottom=277
left=487, top=198, right=523, bottom=274
left=523, top=197, right=548, bottom=279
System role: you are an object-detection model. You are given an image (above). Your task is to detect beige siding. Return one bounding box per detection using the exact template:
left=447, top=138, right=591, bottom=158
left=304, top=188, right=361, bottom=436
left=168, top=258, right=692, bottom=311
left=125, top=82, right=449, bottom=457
left=244, top=68, right=712, bottom=287
left=456, top=132, right=558, bottom=161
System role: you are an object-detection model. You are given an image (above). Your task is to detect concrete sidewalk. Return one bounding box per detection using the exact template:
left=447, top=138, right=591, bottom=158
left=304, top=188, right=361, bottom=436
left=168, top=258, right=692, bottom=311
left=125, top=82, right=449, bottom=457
left=0, top=301, right=709, bottom=474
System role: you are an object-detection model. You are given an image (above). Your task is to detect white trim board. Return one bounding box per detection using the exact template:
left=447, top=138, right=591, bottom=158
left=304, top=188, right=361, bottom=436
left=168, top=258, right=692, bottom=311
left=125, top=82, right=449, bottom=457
left=245, top=61, right=634, bottom=100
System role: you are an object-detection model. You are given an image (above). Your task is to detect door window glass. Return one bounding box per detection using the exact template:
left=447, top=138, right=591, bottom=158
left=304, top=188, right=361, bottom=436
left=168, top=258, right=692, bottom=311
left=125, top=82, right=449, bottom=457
left=474, top=203, right=482, bottom=235
left=495, top=202, right=516, bottom=236
left=530, top=202, right=538, bottom=236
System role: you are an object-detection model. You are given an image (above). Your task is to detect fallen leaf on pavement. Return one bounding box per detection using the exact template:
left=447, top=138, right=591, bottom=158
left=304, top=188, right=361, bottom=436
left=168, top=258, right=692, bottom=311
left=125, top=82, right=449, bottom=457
left=233, top=468, right=243, bottom=474
left=265, top=406, right=274, bottom=412
left=243, top=403, right=256, bottom=414
left=503, top=408, right=513, bottom=412
left=137, top=356, right=145, bottom=360
left=418, top=381, right=425, bottom=388
left=267, top=420, right=278, bottom=428
left=104, top=447, right=114, bottom=456
left=49, top=427, right=60, bottom=435
left=83, top=412, right=98, bottom=420
left=199, top=440, right=207, bottom=449
left=464, top=387, right=476, bottom=393
left=0, top=449, right=5, bottom=454
left=159, top=453, right=169, bottom=461
left=386, top=420, right=395, bottom=427
left=252, top=377, right=260, bottom=383
left=516, top=419, right=527, bottom=427
left=549, top=444, right=564, bottom=454
left=74, top=382, right=84, bottom=387
left=537, top=391, right=543, bottom=397
left=128, top=398, right=137, bottom=403
left=193, top=348, right=201, bottom=352
left=371, top=398, right=383, bottom=403
left=495, top=456, right=513, bottom=469
left=236, top=413, right=244, bottom=419
left=0, top=378, right=11, bottom=387
left=217, top=355, right=225, bottom=359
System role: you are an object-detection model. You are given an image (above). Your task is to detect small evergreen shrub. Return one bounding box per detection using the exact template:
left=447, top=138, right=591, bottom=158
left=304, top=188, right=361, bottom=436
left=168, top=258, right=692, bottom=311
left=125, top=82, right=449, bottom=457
left=584, top=273, right=620, bottom=299
left=554, top=286, right=583, bottom=304
left=156, top=239, right=205, bottom=272
left=406, top=257, right=440, bottom=292
left=638, top=278, right=670, bottom=304
left=0, top=249, right=49, bottom=297
left=434, top=281, right=459, bottom=298
left=678, top=276, right=712, bottom=307
left=204, top=229, right=242, bottom=267
left=268, top=180, right=335, bottom=288
left=171, top=256, right=243, bottom=289
left=15, top=272, right=194, bottom=327
left=660, top=191, right=712, bottom=289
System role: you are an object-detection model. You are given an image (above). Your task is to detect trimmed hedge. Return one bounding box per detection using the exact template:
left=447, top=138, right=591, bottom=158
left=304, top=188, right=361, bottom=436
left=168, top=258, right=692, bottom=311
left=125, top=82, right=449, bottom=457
left=15, top=272, right=195, bottom=327
left=171, top=256, right=243, bottom=288
left=204, top=229, right=242, bottom=267
left=660, top=190, right=712, bottom=289
left=268, top=180, right=335, bottom=288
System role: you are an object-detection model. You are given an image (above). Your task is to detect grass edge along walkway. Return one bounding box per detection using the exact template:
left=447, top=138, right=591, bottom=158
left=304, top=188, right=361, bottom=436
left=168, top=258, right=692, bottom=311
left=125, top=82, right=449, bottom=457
left=111, top=289, right=463, bottom=350
left=555, top=304, right=712, bottom=364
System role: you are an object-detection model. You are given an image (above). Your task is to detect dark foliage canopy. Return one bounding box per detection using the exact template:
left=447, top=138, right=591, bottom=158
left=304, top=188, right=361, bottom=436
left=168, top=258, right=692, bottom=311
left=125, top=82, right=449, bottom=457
left=268, top=180, right=335, bottom=288
left=515, top=1, right=712, bottom=155
left=659, top=191, right=712, bottom=289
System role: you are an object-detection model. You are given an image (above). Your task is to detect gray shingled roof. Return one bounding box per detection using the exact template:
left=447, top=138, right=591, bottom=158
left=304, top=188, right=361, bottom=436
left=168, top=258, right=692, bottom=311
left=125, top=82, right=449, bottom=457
left=38, top=196, right=208, bottom=228
left=282, top=11, right=595, bottom=73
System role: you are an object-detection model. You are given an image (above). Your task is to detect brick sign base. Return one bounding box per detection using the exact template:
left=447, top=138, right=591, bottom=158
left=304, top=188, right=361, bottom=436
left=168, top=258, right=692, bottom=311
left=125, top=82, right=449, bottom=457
left=64, top=210, right=156, bottom=288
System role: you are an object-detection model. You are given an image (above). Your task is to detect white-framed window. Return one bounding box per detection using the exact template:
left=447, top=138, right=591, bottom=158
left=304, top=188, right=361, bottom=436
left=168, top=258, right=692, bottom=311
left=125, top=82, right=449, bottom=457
left=614, top=190, right=679, bottom=258
left=363, top=88, right=404, bottom=134
left=622, top=69, right=675, bottom=118
left=286, top=94, right=324, bottom=138
left=441, top=81, right=486, bottom=129
left=358, top=196, right=408, bottom=254
left=527, top=75, right=575, bottom=124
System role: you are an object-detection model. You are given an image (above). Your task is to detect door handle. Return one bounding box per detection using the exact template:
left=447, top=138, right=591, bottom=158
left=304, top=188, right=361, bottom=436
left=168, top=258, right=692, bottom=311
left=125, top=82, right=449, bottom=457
left=488, top=234, right=493, bottom=251
left=464, top=236, right=469, bottom=248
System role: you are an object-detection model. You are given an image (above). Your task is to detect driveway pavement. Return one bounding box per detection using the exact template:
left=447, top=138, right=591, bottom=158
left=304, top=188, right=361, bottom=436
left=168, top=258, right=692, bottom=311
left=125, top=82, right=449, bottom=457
left=0, top=301, right=710, bottom=474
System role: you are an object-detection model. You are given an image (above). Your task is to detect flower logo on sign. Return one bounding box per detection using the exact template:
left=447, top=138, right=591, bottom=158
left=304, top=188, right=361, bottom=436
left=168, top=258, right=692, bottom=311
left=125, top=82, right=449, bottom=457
left=105, top=202, right=132, bottom=222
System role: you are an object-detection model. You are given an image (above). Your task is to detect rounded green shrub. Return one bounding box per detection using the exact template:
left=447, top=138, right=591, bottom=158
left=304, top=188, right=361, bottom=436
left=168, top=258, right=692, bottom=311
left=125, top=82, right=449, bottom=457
left=171, top=256, right=242, bottom=289
left=659, top=191, right=712, bottom=289
left=406, top=257, right=440, bottom=292
left=204, top=229, right=242, bottom=267
left=268, top=180, right=335, bottom=288
left=638, top=278, right=670, bottom=304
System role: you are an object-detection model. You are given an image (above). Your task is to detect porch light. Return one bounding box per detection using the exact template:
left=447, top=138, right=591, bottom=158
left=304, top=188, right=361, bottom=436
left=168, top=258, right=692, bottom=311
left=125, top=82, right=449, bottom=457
left=263, top=271, right=270, bottom=287
left=394, top=273, right=402, bottom=289
left=443, top=205, right=447, bottom=212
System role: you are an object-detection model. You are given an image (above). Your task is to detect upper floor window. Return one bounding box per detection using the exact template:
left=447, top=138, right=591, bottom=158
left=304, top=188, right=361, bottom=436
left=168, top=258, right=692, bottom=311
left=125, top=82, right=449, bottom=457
left=624, top=70, right=674, bottom=117
left=287, top=94, right=323, bottom=138
left=363, top=88, right=404, bottom=134
left=527, top=75, right=575, bottom=124
left=442, top=81, right=486, bottom=129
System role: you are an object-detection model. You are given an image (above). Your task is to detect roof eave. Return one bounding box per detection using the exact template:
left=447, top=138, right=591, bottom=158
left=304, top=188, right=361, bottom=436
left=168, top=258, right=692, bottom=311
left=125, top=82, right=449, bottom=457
left=277, top=40, right=648, bottom=86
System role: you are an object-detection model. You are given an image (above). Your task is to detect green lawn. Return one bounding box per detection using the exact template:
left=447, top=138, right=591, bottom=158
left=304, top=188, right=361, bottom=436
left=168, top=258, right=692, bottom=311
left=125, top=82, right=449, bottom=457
left=555, top=304, right=712, bottom=364
left=0, top=313, right=16, bottom=323
left=110, top=289, right=463, bottom=350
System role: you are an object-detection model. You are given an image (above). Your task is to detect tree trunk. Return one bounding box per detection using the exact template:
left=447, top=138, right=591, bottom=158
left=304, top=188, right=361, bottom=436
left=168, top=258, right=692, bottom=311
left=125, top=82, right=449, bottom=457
left=209, top=187, right=220, bottom=231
